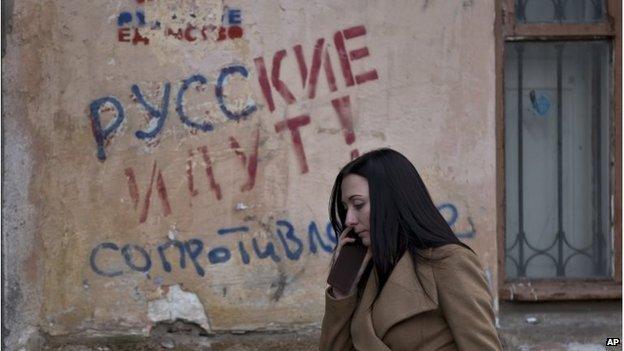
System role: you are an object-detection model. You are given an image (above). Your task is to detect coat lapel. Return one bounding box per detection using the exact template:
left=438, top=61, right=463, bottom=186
left=351, top=250, right=440, bottom=349
left=351, top=267, right=391, bottom=350
left=371, top=251, right=439, bottom=339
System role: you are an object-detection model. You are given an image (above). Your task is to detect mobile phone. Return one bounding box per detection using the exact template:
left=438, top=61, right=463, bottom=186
left=327, top=228, right=368, bottom=294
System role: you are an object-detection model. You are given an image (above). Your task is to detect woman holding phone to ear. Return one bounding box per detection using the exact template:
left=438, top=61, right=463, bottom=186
left=320, top=148, right=502, bottom=351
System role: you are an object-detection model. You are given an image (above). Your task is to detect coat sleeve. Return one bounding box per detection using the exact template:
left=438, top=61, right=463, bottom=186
left=319, top=287, right=358, bottom=351
left=432, top=246, right=503, bottom=351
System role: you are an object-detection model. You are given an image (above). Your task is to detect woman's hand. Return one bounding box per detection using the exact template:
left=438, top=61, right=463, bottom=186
left=330, top=226, right=373, bottom=299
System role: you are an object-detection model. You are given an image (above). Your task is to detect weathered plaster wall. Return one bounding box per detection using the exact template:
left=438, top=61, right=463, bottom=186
left=2, top=0, right=496, bottom=345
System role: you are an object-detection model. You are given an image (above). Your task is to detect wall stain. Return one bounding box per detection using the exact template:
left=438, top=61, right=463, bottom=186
left=1, top=0, right=14, bottom=57
left=270, top=271, right=287, bottom=302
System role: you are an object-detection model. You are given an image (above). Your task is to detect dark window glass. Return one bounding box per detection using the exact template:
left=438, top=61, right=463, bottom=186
left=515, top=0, right=605, bottom=23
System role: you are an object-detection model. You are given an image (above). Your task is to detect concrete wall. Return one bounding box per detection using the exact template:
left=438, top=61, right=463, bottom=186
left=2, top=0, right=496, bottom=347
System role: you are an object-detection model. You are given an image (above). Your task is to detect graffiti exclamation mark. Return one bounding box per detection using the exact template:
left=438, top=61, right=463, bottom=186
left=331, top=95, right=359, bottom=159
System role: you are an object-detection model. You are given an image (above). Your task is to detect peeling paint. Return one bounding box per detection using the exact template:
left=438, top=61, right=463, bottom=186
left=147, top=285, right=212, bottom=334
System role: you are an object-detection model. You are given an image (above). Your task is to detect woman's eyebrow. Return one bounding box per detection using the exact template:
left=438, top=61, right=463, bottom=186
left=341, top=195, right=363, bottom=204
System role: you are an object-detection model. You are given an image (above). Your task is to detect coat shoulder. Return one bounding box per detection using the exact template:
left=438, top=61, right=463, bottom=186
left=422, top=243, right=485, bottom=279
left=426, top=243, right=474, bottom=260
left=423, top=243, right=489, bottom=293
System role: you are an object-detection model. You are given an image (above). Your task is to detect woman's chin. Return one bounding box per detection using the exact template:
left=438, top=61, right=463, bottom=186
left=362, top=238, right=371, bottom=247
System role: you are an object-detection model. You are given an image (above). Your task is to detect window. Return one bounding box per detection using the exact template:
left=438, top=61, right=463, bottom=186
left=516, top=0, right=605, bottom=23
left=497, top=0, right=621, bottom=300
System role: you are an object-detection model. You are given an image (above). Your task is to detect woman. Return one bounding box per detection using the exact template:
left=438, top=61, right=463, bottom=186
left=320, top=148, right=502, bottom=351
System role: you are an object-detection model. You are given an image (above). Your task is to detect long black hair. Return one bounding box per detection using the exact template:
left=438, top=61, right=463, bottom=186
left=329, top=148, right=472, bottom=299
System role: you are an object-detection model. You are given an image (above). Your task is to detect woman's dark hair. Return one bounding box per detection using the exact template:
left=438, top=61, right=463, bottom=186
left=329, top=148, right=472, bottom=300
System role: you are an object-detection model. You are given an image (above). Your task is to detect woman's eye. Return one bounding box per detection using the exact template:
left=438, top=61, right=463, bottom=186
left=354, top=204, right=364, bottom=210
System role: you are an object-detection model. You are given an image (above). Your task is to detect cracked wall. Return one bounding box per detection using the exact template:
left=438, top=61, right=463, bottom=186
left=2, top=0, right=497, bottom=345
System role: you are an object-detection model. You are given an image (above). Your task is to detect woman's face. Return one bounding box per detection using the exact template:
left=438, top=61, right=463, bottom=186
left=340, top=174, right=371, bottom=247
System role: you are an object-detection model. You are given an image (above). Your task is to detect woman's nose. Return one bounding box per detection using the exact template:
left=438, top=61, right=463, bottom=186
left=345, top=209, right=358, bottom=226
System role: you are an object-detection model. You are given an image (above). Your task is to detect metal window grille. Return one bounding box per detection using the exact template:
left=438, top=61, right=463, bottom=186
left=504, top=41, right=613, bottom=279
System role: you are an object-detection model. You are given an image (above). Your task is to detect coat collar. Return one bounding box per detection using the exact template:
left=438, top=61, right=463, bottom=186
left=353, top=250, right=439, bottom=344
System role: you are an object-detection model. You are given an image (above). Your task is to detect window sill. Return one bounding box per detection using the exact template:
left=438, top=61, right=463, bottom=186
left=505, top=22, right=615, bottom=39
left=500, top=280, right=621, bottom=301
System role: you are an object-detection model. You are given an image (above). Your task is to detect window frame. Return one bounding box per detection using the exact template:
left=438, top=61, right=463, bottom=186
left=496, top=0, right=622, bottom=300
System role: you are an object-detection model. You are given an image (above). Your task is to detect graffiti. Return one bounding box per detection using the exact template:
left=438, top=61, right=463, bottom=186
left=116, top=9, right=155, bottom=45
left=274, top=115, right=312, bottom=173
left=437, top=203, right=476, bottom=239
left=89, top=220, right=338, bottom=277
left=214, top=66, right=257, bottom=121
left=252, top=24, right=376, bottom=161
left=124, top=161, right=172, bottom=223
left=123, top=156, right=474, bottom=230
left=124, top=135, right=259, bottom=223
left=132, top=82, right=171, bottom=139
left=331, top=95, right=359, bottom=159
left=115, top=6, right=244, bottom=45
left=89, top=24, right=377, bottom=165
left=89, top=97, right=125, bottom=160
left=88, top=65, right=257, bottom=161
left=254, top=25, right=377, bottom=114
left=90, top=204, right=476, bottom=277
left=529, top=89, right=551, bottom=117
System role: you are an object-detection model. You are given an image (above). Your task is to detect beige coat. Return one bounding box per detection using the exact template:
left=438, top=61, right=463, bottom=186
left=320, top=244, right=503, bottom=350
